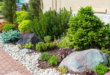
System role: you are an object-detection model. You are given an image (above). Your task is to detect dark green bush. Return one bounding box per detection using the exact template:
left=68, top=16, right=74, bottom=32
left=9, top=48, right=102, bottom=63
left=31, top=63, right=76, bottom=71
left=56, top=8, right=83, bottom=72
left=48, top=55, right=58, bottom=66
left=2, top=24, right=15, bottom=32
left=1, top=0, right=16, bottom=23
left=40, top=52, right=50, bottom=61
left=68, top=6, right=108, bottom=50
left=22, top=3, right=29, bottom=11
left=0, top=29, right=21, bottom=43
left=94, top=61, right=110, bottom=75
left=30, top=8, right=72, bottom=39
left=44, top=35, right=51, bottom=43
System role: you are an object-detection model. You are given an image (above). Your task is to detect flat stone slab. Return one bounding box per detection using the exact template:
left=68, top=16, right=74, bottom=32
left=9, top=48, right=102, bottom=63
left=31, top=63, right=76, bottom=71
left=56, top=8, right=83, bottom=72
left=104, top=71, right=110, bottom=75
left=4, top=71, right=21, bottom=75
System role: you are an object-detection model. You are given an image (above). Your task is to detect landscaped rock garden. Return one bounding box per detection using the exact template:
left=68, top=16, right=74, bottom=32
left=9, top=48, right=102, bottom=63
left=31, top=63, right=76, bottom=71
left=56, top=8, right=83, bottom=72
left=1, top=0, right=110, bottom=75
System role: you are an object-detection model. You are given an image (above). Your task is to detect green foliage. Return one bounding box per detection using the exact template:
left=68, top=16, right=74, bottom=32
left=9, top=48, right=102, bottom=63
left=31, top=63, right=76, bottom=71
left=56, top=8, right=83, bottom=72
left=94, top=61, right=110, bottom=75
left=2, top=24, right=15, bottom=32
left=56, top=37, right=70, bottom=48
left=28, top=0, right=42, bottom=18
left=44, top=35, right=51, bottom=43
left=0, top=29, right=21, bottom=43
left=68, top=6, right=108, bottom=50
left=36, top=42, right=56, bottom=51
left=48, top=55, right=58, bottom=66
left=15, top=11, right=32, bottom=24
left=36, top=42, right=48, bottom=51
left=18, top=20, right=32, bottom=33
left=22, top=3, right=29, bottom=11
left=105, top=23, right=110, bottom=41
left=30, top=8, right=72, bottom=39
left=40, top=52, right=50, bottom=61
left=1, top=0, right=16, bottom=23
left=24, top=42, right=33, bottom=49
left=57, top=66, right=67, bottom=74
left=47, top=42, right=56, bottom=49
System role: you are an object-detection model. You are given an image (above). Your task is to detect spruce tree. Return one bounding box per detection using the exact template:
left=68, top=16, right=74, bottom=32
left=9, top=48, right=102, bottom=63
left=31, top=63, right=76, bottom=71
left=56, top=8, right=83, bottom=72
left=28, top=0, right=43, bottom=18
left=1, top=0, right=16, bottom=23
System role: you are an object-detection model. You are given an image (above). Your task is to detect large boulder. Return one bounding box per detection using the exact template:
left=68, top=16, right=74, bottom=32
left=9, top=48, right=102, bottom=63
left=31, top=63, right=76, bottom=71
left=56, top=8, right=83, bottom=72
left=59, top=49, right=108, bottom=72
left=17, top=33, right=44, bottom=47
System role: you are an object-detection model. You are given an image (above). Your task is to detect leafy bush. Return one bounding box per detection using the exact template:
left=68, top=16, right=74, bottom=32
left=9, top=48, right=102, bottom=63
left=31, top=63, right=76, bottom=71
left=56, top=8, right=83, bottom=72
left=94, top=61, right=110, bottom=75
left=68, top=6, right=108, bottom=50
left=15, top=11, right=31, bottom=24
left=36, top=42, right=47, bottom=51
left=18, top=20, right=32, bottom=33
left=24, top=42, right=33, bottom=49
left=48, top=55, right=58, bottom=66
left=40, top=52, right=50, bottom=61
left=30, top=8, right=72, bottom=39
left=2, top=24, right=15, bottom=32
left=56, top=37, right=70, bottom=48
left=57, top=66, right=67, bottom=74
left=0, top=29, right=21, bottom=43
left=36, top=42, right=56, bottom=51
left=44, top=35, right=51, bottom=43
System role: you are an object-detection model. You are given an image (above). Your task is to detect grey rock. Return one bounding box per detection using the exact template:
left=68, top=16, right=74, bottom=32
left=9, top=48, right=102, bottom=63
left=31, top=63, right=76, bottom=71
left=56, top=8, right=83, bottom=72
left=17, top=33, right=44, bottom=48
left=22, top=48, right=34, bottom=53
left=59, top=49, right=108, bottom=72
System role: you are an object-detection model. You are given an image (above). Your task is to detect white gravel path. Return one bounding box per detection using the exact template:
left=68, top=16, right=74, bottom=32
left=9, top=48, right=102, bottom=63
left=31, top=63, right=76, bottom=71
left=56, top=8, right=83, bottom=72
left=0, top=35, right=71, bottom=75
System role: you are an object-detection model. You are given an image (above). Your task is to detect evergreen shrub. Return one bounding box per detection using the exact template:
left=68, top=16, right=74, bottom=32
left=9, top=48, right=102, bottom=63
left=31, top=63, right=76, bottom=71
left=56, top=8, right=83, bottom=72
left=18, top=20, right=32, bottom=33
left=15, top=11, right=31, bottom=24
left=68, top=6, right=108, bottom=50
left=2, top=24, right=15, bottom=32
left=29, top=8, right=72, bottom=39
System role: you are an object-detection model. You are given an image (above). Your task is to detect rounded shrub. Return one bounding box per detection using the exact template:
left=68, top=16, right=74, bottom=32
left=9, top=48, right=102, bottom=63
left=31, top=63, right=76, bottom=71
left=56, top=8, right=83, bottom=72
left=2, top=24, right=15, bottom=32
left=15, top=11, right=31, bottom=24
left=40, top=52, right=50, bottom=61
left=44, top=35, right=51, bottom=42
left=36, top=42, right=48, bottom=51
left=18, top=20, right=32, bottom=33
left=68, top=6, right=109, bottom=50
left=48, top=55, right=58, bottom=66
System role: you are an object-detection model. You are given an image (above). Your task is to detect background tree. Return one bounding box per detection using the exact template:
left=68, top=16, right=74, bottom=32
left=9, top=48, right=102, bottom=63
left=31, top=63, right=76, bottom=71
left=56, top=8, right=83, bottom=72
left=28, top=0, right=43, bottom=18
left=1, top=0, right=16, bottom=23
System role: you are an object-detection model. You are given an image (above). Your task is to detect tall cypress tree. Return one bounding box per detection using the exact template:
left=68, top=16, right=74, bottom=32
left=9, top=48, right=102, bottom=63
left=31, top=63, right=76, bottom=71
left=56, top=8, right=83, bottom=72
left=1, top=0, right=16, bottom=23
left=28, top=0, right=43, bottom=18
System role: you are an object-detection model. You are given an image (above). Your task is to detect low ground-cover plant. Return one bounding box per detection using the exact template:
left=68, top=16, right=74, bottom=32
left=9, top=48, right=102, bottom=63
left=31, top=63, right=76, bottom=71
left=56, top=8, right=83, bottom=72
left=56, top=65, right=67, bottom=74
left=0, top=29, right=21, bottom=43
left=15, top=11, right=32, bottom=24
left=48, top=55, right=58, bottom=66
left=2, top=24, right=15, bottom=32
left=18, top=20, right=32, bottom=33
left=68, top=6, right=108, bottom=50
left=30, top=8, right=72, bottom=40
left=40, top=52, right=50, bottom=61
left=36, top=42, right=48, bottom=51
left=44, top=35, right=51, bottom=43
left=56, top=37, right=70, bottom=48
left=94, top=60, right=110, bottom=75
left=36, top=42, right=56, bottom=51
left=23, top=42, right=33, bottom=49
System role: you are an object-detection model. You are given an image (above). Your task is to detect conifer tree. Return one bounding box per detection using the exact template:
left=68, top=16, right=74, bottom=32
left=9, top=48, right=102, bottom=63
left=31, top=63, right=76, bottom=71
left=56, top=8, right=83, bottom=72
left=28, top=0, right=43, bottom=18
left=1, top=0, right=16, bottom=23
